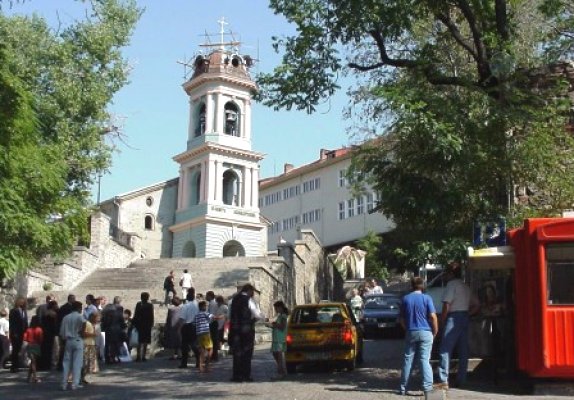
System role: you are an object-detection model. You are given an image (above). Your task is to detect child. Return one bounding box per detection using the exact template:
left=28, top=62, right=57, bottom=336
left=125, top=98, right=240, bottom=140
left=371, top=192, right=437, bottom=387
left=81, top=312, right=100, bottom=384
left=194, top=301, right=213, bottom=372
left=269, top=300, right=289, bottom=379
left=349, top=288, right=364, bottom=321
left=23, top=316, right=43, bottom=383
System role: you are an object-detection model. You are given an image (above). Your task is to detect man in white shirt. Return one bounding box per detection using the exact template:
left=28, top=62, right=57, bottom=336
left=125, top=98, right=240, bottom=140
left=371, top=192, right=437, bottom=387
left=0, top=309, right=9, bottom=369
left=436, top=261, right=479, bottom=390
left=60, top=301, right=85, bottom=391
left=177, top=288, right=199, bottom=368
left=180, top=269, right=193, bottom=300
left=364, top=278, right=384, bottom=296
left=229, top=284, right=264, bottom=382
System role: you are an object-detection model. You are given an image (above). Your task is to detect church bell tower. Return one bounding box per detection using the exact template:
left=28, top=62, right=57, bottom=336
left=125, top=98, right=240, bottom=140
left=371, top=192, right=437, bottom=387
left=170, top=20, right=266, bottom=258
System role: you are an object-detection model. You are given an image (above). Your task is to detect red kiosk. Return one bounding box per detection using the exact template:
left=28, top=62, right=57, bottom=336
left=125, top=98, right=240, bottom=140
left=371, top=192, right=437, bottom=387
left=508, top=218, right=574, bottom=378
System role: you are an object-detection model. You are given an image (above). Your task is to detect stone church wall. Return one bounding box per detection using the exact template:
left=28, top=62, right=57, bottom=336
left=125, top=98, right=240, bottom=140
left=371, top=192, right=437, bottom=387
left=99, top=180, right=177, bottom=259
left=5, top=212, right=141, bottom=308
left=256, top=229, right=332, bottom=316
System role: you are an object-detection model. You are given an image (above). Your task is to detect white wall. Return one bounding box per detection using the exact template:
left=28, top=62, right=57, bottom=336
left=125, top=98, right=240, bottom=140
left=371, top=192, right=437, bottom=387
left=260, top=156, right=394, bottom=250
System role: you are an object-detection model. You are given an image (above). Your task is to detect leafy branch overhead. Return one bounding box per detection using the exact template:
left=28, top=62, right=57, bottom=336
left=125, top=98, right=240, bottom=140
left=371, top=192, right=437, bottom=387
left=260, top=0, right=573, bottom=111
left=259, top=1, right=574, bottom=263
left=0, top=0, right=141, bottom=277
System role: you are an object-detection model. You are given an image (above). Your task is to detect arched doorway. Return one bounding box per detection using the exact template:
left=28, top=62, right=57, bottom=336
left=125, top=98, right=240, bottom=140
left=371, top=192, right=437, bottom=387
left=222, top=240, right=245, bottom=257
left=182, top=240, right=197, bottom=257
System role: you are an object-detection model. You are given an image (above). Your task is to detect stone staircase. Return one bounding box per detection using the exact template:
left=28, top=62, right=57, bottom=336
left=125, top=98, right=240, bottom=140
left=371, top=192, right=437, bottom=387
left=31, top=257, right=272, bottom=321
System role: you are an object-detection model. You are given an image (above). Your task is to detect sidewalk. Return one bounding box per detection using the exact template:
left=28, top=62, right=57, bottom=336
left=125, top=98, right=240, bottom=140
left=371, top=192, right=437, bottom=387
left=0, top=343, right=278, bottom=400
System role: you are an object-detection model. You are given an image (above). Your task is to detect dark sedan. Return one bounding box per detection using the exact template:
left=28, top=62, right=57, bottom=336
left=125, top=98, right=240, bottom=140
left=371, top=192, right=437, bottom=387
left=361, top=293, right=404, bottom=337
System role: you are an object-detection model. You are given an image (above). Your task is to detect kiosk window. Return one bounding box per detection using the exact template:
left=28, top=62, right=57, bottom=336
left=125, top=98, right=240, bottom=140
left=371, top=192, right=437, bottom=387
left=546, top=243, right=574, bottom=305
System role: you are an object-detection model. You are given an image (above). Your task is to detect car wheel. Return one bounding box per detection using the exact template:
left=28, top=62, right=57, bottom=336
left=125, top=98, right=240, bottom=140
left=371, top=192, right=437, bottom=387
left=345, top=357, right=356, bottom=371
left=357, top=347, right=364, bottom=364
left=286, top=362, right=298, bottom=374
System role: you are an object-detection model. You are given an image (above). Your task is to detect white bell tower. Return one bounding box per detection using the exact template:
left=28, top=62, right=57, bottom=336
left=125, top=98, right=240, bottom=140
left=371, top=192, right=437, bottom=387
left=170, top=19, right=266, bottom=258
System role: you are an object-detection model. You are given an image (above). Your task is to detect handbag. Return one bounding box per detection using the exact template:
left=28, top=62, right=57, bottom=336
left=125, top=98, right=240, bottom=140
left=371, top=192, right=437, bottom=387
left=129, top=327, right=139, bottom=347
left=118, top=342, right=132, bottom=362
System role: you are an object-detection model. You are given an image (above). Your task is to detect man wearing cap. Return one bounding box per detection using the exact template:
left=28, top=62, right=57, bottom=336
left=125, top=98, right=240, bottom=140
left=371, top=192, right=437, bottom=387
left=436, top=261, right=479, bottom=389
left=229, top=283, right=264, bottom=382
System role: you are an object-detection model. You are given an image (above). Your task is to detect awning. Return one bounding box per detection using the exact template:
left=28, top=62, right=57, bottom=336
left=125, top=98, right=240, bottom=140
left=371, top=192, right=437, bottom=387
left=467, top=246, right=515, bottom=270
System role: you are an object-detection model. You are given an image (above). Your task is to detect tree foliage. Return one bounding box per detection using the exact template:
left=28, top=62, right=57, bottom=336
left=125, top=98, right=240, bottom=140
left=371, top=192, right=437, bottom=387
left=0, top=0, right=140, bottom=277
left=355, top=231, right=389, bottom=280
left=259, top=0, right=574, bottom=264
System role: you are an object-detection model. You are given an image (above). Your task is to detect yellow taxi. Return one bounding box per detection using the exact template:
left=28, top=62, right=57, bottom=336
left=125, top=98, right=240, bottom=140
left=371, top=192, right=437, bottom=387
left=285, top=302, right=364, bottom=373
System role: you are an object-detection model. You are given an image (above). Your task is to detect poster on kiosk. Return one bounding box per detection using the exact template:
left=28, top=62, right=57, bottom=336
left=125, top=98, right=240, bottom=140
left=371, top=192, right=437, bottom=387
left=468, top=218, right=574, bottom=379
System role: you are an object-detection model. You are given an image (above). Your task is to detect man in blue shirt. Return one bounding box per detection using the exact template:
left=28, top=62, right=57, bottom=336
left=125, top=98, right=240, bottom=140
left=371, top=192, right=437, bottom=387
left=399, top=277, right=438, bottom=397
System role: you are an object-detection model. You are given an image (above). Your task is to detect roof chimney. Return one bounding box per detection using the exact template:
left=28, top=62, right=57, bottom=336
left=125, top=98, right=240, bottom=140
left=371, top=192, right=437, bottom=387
left=320, top=148, right=330, bottom=160
left=284, top=163, right=294, bottom=174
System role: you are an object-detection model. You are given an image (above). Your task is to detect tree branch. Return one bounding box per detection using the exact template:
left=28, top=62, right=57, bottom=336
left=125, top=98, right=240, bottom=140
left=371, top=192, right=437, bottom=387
left=455, top=0, right=492, bottom=83
left=495, top=0, right=509, bottom=41
left=436, top=12, right=479, bottom=63
left=348, top=62, right=386, bottom=71
left=347, top=30, right=482, bottom=89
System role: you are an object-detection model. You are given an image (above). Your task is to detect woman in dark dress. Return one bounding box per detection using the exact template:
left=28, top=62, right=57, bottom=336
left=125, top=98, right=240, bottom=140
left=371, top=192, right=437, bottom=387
left=164, top=296, right=182, bottom=359
left=38, top=300, right=59, bottom=370
left=133, top=292, right=154, bottom=361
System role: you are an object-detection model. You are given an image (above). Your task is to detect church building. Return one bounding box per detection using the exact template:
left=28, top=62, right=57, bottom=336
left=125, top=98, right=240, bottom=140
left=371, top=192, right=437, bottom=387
left=100, top=24, right=267, bottom=260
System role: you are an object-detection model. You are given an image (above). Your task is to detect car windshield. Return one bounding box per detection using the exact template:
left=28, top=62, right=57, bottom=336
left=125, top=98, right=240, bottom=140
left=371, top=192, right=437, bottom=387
left=364, top=295, right=401, bottom=310
left=292, top=306, right=345, bottom=324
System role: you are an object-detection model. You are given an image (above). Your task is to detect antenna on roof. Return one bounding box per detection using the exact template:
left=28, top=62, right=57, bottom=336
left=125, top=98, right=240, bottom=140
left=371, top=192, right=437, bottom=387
left=176, top=54, right=197, bottom=81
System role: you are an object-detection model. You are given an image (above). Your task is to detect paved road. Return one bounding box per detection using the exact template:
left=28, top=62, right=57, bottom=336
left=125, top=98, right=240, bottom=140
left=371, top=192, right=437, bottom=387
left=0, top=338, right=564, bottom=400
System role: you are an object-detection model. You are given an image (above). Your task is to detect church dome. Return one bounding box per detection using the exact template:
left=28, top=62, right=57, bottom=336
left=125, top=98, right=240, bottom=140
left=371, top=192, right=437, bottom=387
left=185, top=49, right=256, bottom=92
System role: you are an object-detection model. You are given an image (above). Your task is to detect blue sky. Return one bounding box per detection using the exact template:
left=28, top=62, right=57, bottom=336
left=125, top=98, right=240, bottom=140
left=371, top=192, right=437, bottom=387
left=7, top=0, right=354, bottom=202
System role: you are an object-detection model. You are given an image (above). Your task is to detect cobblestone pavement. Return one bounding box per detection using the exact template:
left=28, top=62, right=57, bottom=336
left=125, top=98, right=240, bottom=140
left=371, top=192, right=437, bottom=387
left=0, top=338, right=566, bottom=400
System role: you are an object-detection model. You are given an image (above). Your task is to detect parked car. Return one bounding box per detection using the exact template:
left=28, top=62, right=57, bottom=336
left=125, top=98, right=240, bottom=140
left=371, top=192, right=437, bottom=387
left=361, top=293, right=404, bottom=337
left=285, top=302, right=363, bottom=373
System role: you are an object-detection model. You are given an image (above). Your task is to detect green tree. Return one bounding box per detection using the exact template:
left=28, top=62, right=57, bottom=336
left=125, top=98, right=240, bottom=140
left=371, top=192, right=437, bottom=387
left=356, top=231, right=388, bottom=280
left=0, top=0, right=141, bottom=277
left=259, top=1, right=574, bottom=262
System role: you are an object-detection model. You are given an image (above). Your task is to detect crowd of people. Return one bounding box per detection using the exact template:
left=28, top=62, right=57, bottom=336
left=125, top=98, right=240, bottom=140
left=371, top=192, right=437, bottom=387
left=0, top=292, right=155, bottom=390
left=0, top=269, right=290, bottom=388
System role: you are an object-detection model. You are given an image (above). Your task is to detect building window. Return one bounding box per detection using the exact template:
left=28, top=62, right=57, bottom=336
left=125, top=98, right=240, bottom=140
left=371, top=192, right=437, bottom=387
left=338, top=169, right=346, bottom=187
left=144, top=215, right=154, bottom=230
left=195, top=103, right=206, bottom=137
left=357, top=196, right=364, bottom=215
left=281, top=215, right=300, bottom=231
left=302, top=209, right=321, bottom=224
left=338, top=202, right=345, bottom=220
left=347, top=199, right=355, bottom=218
left=546, top=243, right=574, bottom=305
left=282, top=185, right=301, bottom=200
left=145, top=196, right=154, bottom=207
left=366, top=193, right=374, bottom=212
left=223, top=169, right=240, bottom=206
left=303, top=177, right=320, bottom=193
left=269, top=221, right=281, bottom=235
